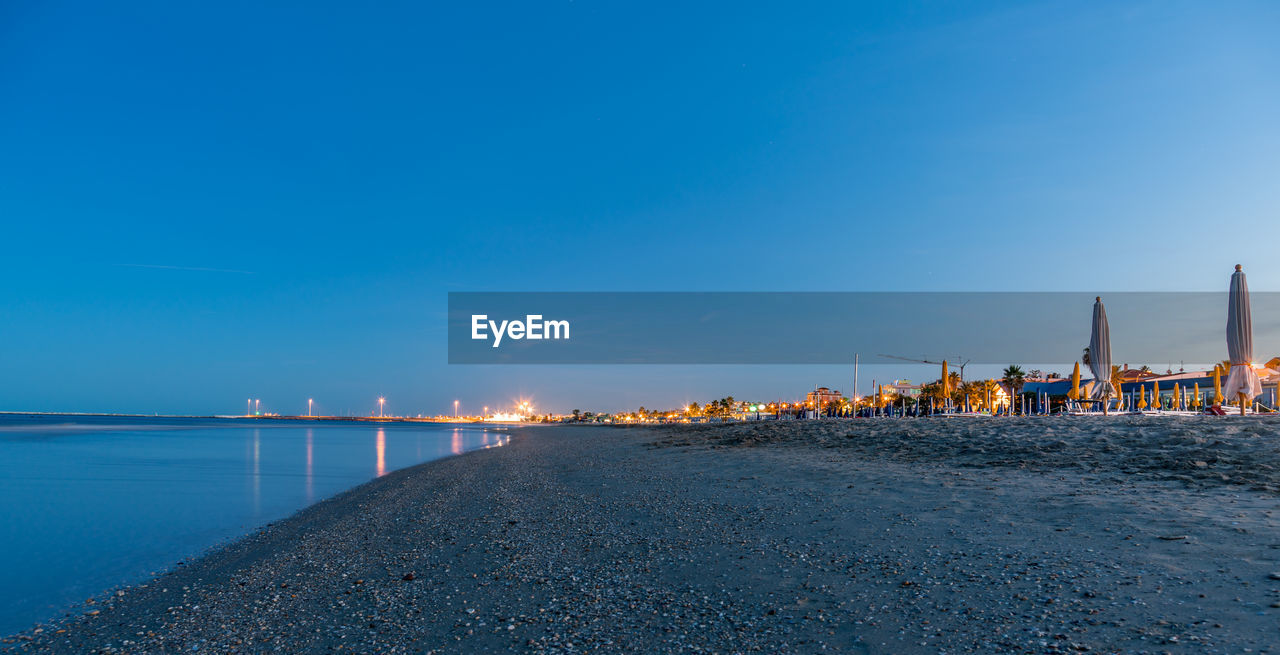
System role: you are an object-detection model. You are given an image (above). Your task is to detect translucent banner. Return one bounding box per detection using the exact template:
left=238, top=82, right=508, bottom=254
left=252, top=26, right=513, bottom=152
left=447, top=292, right=1280, bottom=365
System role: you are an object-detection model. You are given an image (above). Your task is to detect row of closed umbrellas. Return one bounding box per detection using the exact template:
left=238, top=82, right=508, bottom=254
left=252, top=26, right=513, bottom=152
left=1090, top=264, right=1261, bottom=415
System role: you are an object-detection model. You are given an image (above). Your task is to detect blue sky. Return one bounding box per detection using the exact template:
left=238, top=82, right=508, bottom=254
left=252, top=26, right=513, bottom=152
left=2, top=1, right=1278, bottom=415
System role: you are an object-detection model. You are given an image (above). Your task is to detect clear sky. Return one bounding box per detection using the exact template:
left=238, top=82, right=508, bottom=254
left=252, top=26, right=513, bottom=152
left=3, top=1, right=1278, bottom=415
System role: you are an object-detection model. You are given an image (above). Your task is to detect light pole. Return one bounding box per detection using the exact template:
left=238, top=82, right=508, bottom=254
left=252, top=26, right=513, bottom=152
left=247, top=398, right=251, bottom=416
left=308, top=398, right=313, bottom=417
left=378, top=397, right=385, bottom=418
left=454, top=400, right=459, bottom=418
left=255, top=399, right=260, bottom=415
left=483, top=406, right=488, bottom=419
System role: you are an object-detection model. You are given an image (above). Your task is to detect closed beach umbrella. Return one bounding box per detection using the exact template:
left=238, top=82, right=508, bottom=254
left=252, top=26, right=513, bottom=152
left=1069, top=362, right=1081, bottom=400
left=985, top=384, right=992, bottom=413
left=1213, top=365, right=1224, bottom=405
left=1088, top=297, right=1116, bottom=415
left=1194, top=382, right=1201, bottom=409
left=941, top=360, right=950, bottom=407
left=1152, top=380, right=1161, bottom=410
left=1138, top=386, right=1148, bottom=409
left=1225, top=265, right=1262, bottom=415
left=1174, top=384, right=1182, bottom=410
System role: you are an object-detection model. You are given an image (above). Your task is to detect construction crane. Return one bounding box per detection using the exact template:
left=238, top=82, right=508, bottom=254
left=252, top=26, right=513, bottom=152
left=877, top=354, right=971, bottom=383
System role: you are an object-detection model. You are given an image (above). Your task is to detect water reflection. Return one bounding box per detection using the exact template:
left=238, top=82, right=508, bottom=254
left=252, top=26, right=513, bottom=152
left=0, top=416, right=513, bottom=636
left=375, top=428, right=386, bottom=477
left=251, top=429, right=261, bottom=514
left=305, top=428, right=314, bottom=503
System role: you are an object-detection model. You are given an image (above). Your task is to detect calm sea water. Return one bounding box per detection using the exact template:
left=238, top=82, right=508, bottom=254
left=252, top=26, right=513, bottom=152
left=0, top=415, right=509, bottom=636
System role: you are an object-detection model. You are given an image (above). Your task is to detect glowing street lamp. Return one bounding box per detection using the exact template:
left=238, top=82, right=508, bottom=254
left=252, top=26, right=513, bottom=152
left=454, top=400, right=459, bottom=418
left=308, top=398, right=313, bottom=417
left=483, top=406, right=488, bottom=419
left=378, top=397, right=386, bottom=418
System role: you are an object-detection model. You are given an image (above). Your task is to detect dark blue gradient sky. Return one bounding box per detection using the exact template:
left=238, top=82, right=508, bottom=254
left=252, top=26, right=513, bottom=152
left=3, top=2, right=1279, bottom=414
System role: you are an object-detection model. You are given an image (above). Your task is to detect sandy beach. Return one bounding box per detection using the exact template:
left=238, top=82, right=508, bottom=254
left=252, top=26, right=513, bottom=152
left=6, top=420, right=1280, bottom=654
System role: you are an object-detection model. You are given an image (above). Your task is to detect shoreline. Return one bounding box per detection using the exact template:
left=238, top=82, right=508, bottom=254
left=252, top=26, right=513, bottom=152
left=0, top=412, right=538, bottom=426
left=7, top=423, right=1279, bottom=653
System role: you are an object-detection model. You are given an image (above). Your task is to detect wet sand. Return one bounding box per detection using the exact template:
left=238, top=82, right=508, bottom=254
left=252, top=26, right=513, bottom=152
left=5, top=421, right=1280, bottom=653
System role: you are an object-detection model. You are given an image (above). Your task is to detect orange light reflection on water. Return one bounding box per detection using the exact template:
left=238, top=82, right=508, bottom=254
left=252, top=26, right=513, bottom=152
left=305, top=428, right=314, bottom=503
left=251, top=429, right=261, bottom=515
left=375, top=428, right=386, bottom=477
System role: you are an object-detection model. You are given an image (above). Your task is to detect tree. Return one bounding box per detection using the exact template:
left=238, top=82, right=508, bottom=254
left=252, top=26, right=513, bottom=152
left=572, top=409, right=581, bottom=421
left=959, top=380, right=985, bottom=409
left=920, top=381, right=943, bottom=405
left=1002, top=365, right=1027, bottom=407
left=1081, top=347, right=1091, bottom=366
left=706, top=398, right=738, bottom=418
left=982, top=379, right=1002, bottom=410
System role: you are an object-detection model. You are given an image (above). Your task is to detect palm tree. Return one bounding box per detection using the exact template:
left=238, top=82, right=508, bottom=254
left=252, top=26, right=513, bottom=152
left=982, top=379, right=1001, bottom=411
left=572, top=409, right=581, bottom=421
left=1002, top=365, right=1027, bottom=410
left=959, top=380, right=984, bottom=410
left=920, top=381, right=944, bottom=407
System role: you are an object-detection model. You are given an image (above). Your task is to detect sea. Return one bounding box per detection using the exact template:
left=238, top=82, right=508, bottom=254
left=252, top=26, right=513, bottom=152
left=0, top=414, right=509, bottom=636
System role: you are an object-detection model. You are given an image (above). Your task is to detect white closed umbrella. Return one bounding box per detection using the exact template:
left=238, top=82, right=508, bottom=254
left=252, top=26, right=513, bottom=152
left=1089, top=296, right=1116, bottom=415
left=1225, top=264, right=1262, bottom=415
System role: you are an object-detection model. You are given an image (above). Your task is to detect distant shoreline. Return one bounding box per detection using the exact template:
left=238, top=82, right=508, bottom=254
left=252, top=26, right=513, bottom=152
left=0, top=411, right=532, bottom=425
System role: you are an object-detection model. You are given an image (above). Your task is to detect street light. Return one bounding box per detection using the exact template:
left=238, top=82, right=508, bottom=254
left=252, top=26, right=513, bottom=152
left=378, top=397, right=385, bottom=418
left=454, top=400, right=459, bottom=418
left=308, top=398, right=313, bottom=417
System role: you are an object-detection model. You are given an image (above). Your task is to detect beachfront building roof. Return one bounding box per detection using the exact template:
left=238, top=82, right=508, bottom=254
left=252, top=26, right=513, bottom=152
left=884, top=380, right=921, bottom=397
left=1024, top=379, right=1074, bottom=395
left=805, top=386, right=844, bottom=408
left=1117, top=367, right=1157, bottom=382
